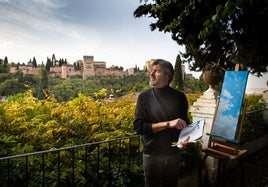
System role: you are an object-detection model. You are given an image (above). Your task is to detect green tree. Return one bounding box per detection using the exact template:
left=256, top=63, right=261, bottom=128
left=59, top=58, right=63, bottom=66
left=41, top=66, right=48, bottom=89
left=0, top=78, right=25, bottom=96
left=134, top=65, right=140, bottom=72
left=172, top=54, right=184, bottom=91
left=4, top=56, right=8, bottom=68
left=32, top=57, right=37, bottom=67
left=0, top=56, right=9, bottom=73
left=45, top=57, right=52, bottom=71
left=134, top=0, right=268, bottom=76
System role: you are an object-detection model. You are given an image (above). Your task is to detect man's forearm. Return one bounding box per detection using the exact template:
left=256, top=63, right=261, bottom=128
left=152, top=121, right=169, bottom=133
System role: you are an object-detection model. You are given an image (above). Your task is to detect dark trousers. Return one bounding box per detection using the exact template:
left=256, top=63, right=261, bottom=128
left=143, top=153, right=180, bottom=187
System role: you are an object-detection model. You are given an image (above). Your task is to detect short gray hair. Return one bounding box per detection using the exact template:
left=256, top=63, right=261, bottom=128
left=152, top=59, right=174, bottom=83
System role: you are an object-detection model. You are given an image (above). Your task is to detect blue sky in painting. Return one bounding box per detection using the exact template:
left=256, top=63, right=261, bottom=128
left=212, top=71, right=249, bottom=140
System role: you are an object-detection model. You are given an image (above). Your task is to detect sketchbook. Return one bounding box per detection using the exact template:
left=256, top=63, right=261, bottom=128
left=173, top=119, right=205, bottom=148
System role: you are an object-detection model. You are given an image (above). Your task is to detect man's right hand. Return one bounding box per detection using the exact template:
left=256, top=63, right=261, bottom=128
left=169, top=118, right=187, bottom=129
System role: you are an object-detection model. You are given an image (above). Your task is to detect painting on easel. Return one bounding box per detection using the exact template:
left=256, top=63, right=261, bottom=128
left=211, top=71, right=249, bottom=141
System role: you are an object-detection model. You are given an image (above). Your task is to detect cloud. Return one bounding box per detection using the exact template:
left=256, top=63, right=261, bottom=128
left=213, top=112, right=238, bottom=139
left=1, top=0, right=266, bottom=83
left=233, top=74, right=247, bottom=94
left=218, top=98, right=234, bottom=113
left=32, top=0, right=63, bottom=9
left=222, top=89, right=233, bottom=99
left=0, top=41, right=13, bottom=48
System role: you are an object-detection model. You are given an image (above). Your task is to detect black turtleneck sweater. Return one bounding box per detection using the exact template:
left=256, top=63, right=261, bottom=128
left=133, top=86, right=189, bottom=156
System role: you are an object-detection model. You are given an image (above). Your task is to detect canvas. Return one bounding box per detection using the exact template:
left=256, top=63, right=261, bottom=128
left=211, top=71, right=249, bottom=141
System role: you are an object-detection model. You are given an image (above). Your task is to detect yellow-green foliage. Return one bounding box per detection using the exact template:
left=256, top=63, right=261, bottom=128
left=242, top=94, right=267, bottom=143
left=0, top=91, right=265, bottom=157
left=186, top=94, right=201, bottom=106
left=0, top=91, right=136, bottom=156
left=245, top=94, right=265, bottom=111
left=186, top=94, right=201, bottom=122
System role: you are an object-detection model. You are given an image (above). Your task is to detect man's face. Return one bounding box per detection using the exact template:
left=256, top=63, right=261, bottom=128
left=149, top=65, right=170, bottom=88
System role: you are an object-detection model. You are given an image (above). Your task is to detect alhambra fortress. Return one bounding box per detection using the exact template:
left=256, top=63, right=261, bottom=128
left=9, top=55, right=190, bottom=80
left=10, top=55, right=130, bottom=79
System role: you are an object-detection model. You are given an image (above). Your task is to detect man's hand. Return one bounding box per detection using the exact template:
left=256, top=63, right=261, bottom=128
left=178, top=135, right=190, bottom=148
left=169, top=118, right=187, bottom=129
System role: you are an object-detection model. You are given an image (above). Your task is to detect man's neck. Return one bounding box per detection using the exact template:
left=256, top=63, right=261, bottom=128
left=154, top=84, right=169, bottom=89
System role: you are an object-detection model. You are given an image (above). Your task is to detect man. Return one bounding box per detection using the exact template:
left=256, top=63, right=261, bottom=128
left=133, top=59, right=190, bottom=187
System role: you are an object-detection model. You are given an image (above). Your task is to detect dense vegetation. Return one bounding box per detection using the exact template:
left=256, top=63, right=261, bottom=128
left=0, top=91, right=141, bottom=186
left=135, top=0, right=268, bottom=75
left=0, top=69, right=267, bottom=186
left=0, top=88, right=266, bottom=186
left=0, top=72, right=150, bottom=101
left=0, top=71, right=211, bottom=102
left=0, top=71, right=266, bottom=156
left=0, top=90, right=265, bottom=154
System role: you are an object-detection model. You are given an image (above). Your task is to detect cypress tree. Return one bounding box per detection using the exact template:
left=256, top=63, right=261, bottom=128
left=32, top=57, right=37, bottom=67
left=173, top=54, right=184, bottom=91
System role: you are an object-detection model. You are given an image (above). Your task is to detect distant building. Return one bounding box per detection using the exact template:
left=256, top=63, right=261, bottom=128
left=10, top=64, right=41, bottom=75
left=9, top=56, right=193, bottom=80
left=9, top=55, right=133, bottom=79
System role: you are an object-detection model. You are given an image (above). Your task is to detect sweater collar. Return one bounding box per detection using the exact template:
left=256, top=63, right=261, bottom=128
left=153, top=86, right=170, bottom=93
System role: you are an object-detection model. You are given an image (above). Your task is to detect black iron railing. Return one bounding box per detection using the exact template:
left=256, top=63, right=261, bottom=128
left=0, top=135, right=143, bottom=187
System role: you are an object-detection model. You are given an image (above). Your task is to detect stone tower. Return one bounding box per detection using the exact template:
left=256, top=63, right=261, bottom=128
left=83, top=56, right=95, bottom=79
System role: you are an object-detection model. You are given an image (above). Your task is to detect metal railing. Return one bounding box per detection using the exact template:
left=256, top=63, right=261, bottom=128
left=0, top=135, right=143, bottom=187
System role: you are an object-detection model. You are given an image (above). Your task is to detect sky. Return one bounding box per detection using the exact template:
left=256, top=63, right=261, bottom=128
left=0, top=0, right=267, bottom=89
left=213, top=71, right=248, bottom=140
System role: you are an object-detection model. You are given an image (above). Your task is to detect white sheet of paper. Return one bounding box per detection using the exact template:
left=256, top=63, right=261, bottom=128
left=177, top=119, right=205, bottom=147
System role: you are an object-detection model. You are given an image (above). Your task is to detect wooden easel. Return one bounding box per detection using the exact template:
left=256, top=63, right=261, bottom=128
left=199, top=69, right=249, bottom=187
